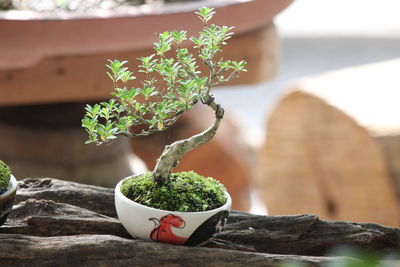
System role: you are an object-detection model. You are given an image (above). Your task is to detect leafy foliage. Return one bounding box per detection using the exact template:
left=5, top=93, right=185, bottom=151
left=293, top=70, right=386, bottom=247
left=120, top=171, right=227, bottom=212
left=82, top=7, right=247, bottom=145
left=0, top=160, right=11, bottom=193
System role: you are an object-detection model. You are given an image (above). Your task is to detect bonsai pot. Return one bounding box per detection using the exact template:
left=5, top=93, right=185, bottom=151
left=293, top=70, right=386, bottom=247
left=115, top=175, right=232, bottom=246
left=0, top=175, right=17, bottom=226
left=0, top=0, right=292, bottom=70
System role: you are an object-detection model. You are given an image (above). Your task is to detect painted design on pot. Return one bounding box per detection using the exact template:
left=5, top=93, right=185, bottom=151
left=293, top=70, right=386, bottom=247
left=149, top=214, right=187, bottom=245
left=186, top=210, right=229, bottom=246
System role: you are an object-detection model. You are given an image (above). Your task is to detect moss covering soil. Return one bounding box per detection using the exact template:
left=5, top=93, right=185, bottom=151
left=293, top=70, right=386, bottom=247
left=0, top=160, right=11, bottom=194
left=120, top=171, right=227, bottom=212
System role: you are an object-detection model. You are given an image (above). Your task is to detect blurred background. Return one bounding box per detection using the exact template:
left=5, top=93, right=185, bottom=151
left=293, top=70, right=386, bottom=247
left=1, top=0, right=399, bottom=227
left=215, top=0, right=400, bottom=227
left=216, top=0, right=400, bottom=140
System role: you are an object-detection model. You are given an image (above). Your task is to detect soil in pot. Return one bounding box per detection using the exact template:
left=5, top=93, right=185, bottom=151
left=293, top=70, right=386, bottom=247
left=120, top=171, right=227, bottom=212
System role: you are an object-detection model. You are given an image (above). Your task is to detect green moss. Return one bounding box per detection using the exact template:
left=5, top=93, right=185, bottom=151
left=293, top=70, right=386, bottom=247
left=120, top=171, right=227, bottom=212
left=0, top=160, right=11, bottom=193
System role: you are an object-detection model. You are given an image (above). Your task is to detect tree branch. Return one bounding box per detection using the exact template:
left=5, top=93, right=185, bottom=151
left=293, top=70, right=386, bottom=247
left=153, top=96, right=224, bottom=184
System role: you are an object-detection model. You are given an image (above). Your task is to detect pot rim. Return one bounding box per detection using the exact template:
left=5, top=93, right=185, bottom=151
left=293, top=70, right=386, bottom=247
left=0, top=175, right=17, bottom=198
left=0, top=0, right=250, bottom=21
left=115, top=174, right=232, bottom=215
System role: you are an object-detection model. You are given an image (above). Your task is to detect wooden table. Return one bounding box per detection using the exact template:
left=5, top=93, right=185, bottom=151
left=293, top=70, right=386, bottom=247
left=0, top=178, right=399, bottom=266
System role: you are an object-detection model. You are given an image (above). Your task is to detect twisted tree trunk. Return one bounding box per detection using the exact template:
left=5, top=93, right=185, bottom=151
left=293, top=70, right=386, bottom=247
left=153, top=97, right=224, bottom=184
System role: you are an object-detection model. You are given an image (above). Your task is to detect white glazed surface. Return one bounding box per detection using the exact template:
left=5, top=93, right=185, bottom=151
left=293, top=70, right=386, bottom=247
left=1, top=175, right=17, bottom=198
left=115, top=176, right=232, bottom=242
left=0, top=175, right=17, bottom=219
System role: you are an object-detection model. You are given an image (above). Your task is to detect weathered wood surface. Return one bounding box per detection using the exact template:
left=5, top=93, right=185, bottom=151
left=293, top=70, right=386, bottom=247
left=0, top=234, right=346, bottom=267
left=256, top=59, right=400, bottom=227
left=15, top=178, right=116, bottom=217
left=1, top=178, right=399, bottom=266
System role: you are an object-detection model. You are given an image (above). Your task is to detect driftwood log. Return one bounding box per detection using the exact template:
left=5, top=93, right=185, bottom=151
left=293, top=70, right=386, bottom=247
left=256, top=58, right=400, bottom=228
left=0, top=178, right=399, bottom=266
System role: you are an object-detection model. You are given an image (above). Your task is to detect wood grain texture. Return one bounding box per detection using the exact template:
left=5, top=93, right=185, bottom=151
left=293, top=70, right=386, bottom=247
left=0, top=178, right=398, bottom=266
left=0, top=234, right=345, bottom=267
left=0, top=199, right=129, bottom=238
left=15, top=178, right=116, bottom=217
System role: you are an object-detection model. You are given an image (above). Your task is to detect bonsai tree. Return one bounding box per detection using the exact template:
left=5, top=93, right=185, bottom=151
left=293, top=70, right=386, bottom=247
left=0, top=160, right=11, bottom=194
left=82, top=7, right=246, bottom=211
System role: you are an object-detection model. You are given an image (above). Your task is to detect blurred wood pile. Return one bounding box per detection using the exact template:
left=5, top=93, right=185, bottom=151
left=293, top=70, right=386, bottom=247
left=256, top=58, right=400, bottom=227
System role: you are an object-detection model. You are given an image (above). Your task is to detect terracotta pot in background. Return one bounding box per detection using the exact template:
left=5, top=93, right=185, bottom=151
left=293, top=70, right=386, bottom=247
left=0, top=0, right=293, bottom=106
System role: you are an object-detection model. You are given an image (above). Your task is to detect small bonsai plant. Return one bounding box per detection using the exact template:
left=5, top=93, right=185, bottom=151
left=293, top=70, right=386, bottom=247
left=0, top=160, right=11, bottom=195
left=82, top=7, right=246, bottom=245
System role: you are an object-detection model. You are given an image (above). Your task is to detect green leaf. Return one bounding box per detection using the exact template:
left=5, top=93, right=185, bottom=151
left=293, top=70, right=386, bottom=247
left=195, top=7, right=216, bottom=24
left=172, top=30, right=187, bottom=44
left=190, top=37, right=203, bottom=48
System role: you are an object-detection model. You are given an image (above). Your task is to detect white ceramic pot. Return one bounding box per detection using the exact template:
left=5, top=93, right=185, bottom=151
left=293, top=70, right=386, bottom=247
left=115, top=176, right=232, bottom=246
left=0, top=175, right=17, bottom=226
